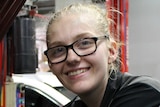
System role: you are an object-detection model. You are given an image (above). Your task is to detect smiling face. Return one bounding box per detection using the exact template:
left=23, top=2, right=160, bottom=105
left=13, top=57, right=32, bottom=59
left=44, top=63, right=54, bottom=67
left=47, top=12, right=111, bottom=95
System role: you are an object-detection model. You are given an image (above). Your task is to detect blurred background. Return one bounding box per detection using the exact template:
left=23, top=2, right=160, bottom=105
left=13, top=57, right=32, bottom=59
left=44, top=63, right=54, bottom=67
left=129, top=0, right=160, bottom=80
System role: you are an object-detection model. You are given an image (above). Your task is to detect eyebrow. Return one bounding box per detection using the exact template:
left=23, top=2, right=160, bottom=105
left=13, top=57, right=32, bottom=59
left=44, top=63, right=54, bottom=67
left=48, top=32, right=94, bottom=47
left=73, top=32, right=94, bottom=40
left=48, top=41, right=64, bottom=48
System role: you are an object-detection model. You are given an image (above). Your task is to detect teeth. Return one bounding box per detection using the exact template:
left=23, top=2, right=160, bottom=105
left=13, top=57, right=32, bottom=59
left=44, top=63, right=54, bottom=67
left=68, top=69, right=86, bottom=76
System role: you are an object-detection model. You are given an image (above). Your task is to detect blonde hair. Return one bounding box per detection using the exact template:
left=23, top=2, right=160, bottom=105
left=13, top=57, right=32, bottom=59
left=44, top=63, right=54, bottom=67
left=47, top=3, right=109, bottom=37
left=46, top=3, right=121, bottom=72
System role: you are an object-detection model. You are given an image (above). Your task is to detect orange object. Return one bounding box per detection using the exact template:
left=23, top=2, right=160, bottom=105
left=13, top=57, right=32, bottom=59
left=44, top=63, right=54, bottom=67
left=106, top=0, right=129, bottom=72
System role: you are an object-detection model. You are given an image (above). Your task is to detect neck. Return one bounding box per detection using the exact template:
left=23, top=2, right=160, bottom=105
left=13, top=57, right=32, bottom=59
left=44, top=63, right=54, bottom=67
left=79, top=79, right=108, bottom=107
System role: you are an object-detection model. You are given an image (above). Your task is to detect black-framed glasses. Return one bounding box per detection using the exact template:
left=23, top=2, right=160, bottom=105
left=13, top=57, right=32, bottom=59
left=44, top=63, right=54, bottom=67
left=44, top=35, right=109, bottom=64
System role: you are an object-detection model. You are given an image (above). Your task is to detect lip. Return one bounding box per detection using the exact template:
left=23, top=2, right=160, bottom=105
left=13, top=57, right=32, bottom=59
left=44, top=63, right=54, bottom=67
left=65, top=67, right=90, bottom=77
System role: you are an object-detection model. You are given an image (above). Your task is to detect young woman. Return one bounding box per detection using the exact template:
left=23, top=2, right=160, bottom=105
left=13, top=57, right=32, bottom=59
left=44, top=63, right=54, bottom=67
left=44, top=3, right=160, bottom=107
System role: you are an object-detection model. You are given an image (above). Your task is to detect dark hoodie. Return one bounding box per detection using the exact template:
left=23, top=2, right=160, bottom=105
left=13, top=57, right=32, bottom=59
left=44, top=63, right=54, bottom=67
left=64, top=71, right=160, bottom=107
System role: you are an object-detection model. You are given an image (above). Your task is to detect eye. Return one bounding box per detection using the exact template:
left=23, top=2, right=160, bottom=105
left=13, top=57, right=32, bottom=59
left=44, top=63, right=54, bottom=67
left=75, top=39, right=95, bottom=49
left=49, top=46, right=66, bottom=58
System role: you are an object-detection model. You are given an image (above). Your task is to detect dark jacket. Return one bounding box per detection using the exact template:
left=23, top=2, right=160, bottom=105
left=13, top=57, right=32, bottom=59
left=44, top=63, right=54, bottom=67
left=64, top=71, right=160, bottom=107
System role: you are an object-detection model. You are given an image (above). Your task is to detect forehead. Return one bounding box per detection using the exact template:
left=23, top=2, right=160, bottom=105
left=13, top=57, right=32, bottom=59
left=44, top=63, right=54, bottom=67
left=51, top=12, right=97, bottom=29
left=47, top=13, right=99, bottom=44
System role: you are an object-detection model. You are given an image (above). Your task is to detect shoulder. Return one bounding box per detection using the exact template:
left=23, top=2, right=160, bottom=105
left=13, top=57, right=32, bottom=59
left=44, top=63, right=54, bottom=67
left=110, top=72, right=160, bottom=107
left=109, top=71, right=160, bottom=92
left=121, top=72, right=160, bottom=92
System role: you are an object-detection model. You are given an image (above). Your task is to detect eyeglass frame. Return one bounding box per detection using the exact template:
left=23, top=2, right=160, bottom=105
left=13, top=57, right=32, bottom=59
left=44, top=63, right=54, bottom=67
left=44, top=35, right=109, bottom=64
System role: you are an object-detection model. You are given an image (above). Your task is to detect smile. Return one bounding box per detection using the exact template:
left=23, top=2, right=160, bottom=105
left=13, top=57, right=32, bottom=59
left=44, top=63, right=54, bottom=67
left=67, top=69, right=87, bottom=76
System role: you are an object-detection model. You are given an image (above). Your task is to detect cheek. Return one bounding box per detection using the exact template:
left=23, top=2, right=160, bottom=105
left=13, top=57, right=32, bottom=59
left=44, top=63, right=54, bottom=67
left=95, top=45, right=109, bottom=70
left=97, top=44, right=109, bottom=61
left=87, top=44, right=109, bottom=70
left=49, top=64, right=63, bottom=75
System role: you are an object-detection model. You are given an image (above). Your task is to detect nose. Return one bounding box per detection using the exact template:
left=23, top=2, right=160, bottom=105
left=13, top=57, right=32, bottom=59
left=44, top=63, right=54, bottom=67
left=66, top=48, right=81, bottom=65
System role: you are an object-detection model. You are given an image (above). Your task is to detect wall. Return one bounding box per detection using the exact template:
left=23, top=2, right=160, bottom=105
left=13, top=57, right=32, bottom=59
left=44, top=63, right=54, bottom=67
left=129, top=0, right=160, bottom=80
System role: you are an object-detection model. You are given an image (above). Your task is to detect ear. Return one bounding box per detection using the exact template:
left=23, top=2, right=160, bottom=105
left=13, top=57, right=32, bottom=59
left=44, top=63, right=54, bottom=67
left=108, top=41, right=118, bottom=64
